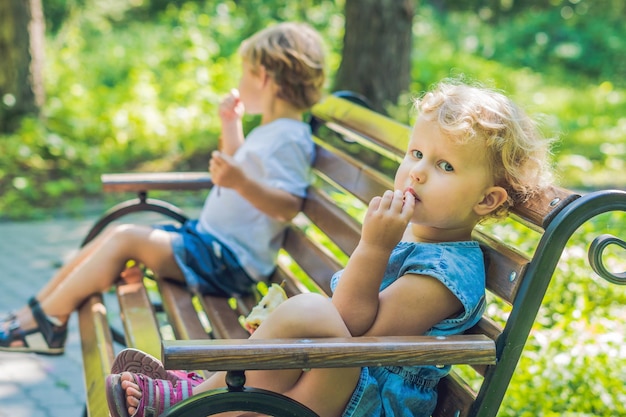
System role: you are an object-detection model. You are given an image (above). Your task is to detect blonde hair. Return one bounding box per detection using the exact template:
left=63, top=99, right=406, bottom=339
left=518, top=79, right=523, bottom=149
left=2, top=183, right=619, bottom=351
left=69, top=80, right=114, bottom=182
left=239, top=22, right=326, bottom=110
left=416, top=79, right=554, bottom=219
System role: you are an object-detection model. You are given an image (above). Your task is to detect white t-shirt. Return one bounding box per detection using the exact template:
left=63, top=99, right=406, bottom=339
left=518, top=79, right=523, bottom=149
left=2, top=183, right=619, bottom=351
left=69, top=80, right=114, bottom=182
left=197, top=118, right=315, bottom=281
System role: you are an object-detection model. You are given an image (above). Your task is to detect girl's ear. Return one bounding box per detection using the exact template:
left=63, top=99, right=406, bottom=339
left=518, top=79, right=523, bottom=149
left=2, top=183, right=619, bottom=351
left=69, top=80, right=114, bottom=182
left=474, top=186, right=508, bottom=216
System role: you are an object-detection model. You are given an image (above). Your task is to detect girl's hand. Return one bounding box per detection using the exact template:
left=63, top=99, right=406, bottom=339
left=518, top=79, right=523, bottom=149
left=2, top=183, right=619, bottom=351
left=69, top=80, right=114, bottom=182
left=361, top=190, right=415, bottom=251
left=218, top=89, right=245, bottom=123
left=209, top=150, right=247, bottom=189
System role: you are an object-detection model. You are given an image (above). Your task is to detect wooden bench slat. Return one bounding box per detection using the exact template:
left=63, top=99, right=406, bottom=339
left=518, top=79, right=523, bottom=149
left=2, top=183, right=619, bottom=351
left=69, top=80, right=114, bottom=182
left=78, top=294, right=115, bottom=417
left=102, top=172, right=213, bottom=193
left=512, top=185, right=580, bottom=230
left=312, top=94, right=410, bottom=159
left=158, top=280, right=209, bottom=340
left=282, top=226, right=343, bottom=295
left=199, top=294, right=250, bottom=340
left=468, top=317, right=502, bottom=344
left=162, top=335, right=496, bottom=371
left=474, top=230, right=530, bottom=304
left=270, top=265, right=320, bottom=297
left=433, top=371, right=478, bottom=417
left=465, top=316, right=504, bottom=376
left=116, top=282, right=162, bottom=358
left=313, top=142, right=392, bottom=204
left=301, top=187, right=361, bottom=256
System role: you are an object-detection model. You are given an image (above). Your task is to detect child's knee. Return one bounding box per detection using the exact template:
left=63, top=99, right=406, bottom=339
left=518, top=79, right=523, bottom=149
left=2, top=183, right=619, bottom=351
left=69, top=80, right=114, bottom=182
left=110, top=223, right=137, bottom=238
left=108, top=224, right=148, bottom=247
left=269, top=293, right=348, bottom=337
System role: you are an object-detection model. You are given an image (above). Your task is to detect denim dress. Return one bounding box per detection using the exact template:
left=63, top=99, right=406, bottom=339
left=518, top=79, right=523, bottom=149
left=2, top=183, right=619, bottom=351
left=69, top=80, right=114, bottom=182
left=330, top=241, right=486, bottom=417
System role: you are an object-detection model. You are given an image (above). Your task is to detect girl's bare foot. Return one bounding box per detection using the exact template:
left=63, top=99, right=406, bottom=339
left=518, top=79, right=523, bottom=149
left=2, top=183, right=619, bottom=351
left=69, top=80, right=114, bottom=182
left=120, top=372, right=143, bottom=415
left=107, top=371, right=193, bottom=417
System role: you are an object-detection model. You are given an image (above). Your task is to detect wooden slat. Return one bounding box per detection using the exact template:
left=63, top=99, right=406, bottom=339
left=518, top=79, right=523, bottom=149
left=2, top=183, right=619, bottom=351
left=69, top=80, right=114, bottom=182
left=116, top=282, right=162, bottom=358
left=158, top=280, right=208, bottom=340
left=433, top=371, right=477, bottom=417
left=474, top=230, right=530, bottom=304
left=282, top=226, right=344, bottom=295
left=301, top=187, right=362, bottom=256
left=78, top=294, right=115, bottom=417
left=163, top=335, right=496, bottom=371
left=312, top=94, right=410, bottom=158
left=102, top=172, right=213, bottom=193
left=313, top=142, right=392, bottom=204
left=511, top=185, right=580, bottom=230
left=269, top=266, right=319, bottom=297
left=198, top=294, right=250, bottom=340
left=465, top=317, right=503, bottom=376
left=467, top=317, right=502, bottom=343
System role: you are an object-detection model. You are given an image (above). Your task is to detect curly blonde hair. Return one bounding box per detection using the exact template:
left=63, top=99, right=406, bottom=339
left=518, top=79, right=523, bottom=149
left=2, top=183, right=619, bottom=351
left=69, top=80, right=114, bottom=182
left=239, top=22, right=326, bottom=111
left=416, top=79, right=554, bottom=219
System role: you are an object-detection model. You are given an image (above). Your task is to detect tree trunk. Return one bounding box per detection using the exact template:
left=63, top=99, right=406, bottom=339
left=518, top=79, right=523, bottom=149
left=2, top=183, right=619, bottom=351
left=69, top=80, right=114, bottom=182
left=0, top=0, right=45, bottom=133
left=334, top=0, right=415, bottom=114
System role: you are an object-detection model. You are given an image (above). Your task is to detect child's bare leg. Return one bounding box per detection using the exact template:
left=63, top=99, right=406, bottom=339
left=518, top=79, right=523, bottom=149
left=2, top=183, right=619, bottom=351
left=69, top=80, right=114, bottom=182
left=42, top=224, right=185, bottom=319
left=4, top=227, right=118, bottom=323
left=7, top=224, right=185, bottom=334
left=121, top=294, right=361, bottom=417
left=35, top=226, right=119, bottom=300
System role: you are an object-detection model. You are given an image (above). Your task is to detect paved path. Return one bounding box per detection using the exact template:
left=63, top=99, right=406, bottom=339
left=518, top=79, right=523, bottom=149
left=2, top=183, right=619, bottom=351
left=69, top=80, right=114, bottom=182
left=0, top=205, right=201, bottom=416
left=0, top=217, right=97, bottom=417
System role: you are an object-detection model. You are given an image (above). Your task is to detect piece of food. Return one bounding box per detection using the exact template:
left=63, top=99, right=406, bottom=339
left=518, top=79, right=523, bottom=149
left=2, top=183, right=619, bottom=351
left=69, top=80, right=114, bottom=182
left=243, top=283, right=288, bottom=334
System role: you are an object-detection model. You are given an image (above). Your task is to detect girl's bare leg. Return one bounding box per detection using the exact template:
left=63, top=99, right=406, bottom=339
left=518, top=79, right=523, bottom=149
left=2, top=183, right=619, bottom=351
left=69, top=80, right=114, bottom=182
left=7, top=224, right=186, bottom=334
left=121, top=293, right=361, bottom=417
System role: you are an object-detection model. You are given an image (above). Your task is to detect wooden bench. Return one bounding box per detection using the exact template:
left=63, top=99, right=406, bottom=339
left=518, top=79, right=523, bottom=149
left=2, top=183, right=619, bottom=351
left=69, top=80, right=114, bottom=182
left=77, top=93, right=626, bottom=417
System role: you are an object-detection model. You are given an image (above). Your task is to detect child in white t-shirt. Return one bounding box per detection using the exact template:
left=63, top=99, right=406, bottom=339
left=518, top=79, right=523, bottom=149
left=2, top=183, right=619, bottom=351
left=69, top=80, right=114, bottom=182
left=0, top=21, right=326, bottom=356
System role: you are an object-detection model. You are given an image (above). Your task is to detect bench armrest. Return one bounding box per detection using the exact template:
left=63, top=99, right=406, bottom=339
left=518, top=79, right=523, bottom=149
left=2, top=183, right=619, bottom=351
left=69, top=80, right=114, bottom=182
left=102, top=172, right=213, bottom=193
left=162, top=335, right=496, bottom=371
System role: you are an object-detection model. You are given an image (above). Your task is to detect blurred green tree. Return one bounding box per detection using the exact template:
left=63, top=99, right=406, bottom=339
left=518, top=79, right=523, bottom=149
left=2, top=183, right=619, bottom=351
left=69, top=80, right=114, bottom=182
left=335, top=0, right=415, bottom=113
left=0, top=0, right=45, bottom=133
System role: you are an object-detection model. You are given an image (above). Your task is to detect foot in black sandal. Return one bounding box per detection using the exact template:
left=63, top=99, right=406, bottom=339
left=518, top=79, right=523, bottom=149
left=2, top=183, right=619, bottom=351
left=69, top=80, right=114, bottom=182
left=0, top=297, right=67, bottom=355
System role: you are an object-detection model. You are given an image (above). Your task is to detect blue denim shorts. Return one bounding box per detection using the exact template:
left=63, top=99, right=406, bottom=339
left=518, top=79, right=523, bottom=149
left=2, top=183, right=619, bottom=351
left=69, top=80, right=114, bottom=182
left=156, top=220, right=255, bottom=297
left=342, top=366, right=440, bottom=417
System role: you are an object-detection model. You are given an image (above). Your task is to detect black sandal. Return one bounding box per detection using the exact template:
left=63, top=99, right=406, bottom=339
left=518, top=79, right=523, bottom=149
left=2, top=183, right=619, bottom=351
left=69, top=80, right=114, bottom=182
left=0, top=296, right=67, bottom=355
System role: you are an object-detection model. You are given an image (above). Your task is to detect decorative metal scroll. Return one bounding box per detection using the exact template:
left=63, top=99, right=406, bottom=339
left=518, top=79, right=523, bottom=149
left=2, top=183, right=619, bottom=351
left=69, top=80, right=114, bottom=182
left=588, top=234, right=626, bottom=285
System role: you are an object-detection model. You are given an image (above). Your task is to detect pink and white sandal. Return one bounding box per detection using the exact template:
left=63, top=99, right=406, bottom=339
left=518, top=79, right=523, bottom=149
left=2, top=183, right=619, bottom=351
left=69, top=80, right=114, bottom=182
left=106, top=372, right=193, bottom=417
left=111, top=348, right=204, bottom=387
